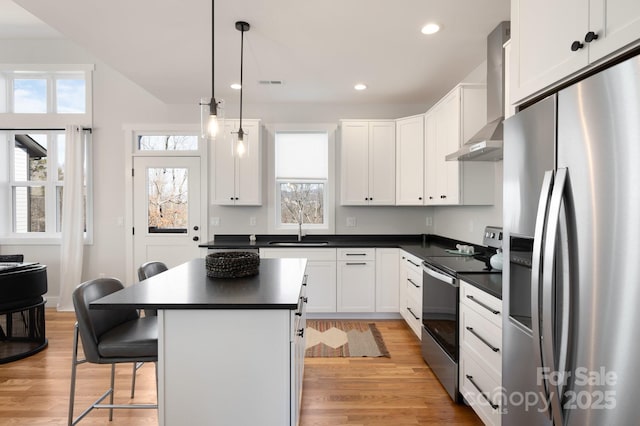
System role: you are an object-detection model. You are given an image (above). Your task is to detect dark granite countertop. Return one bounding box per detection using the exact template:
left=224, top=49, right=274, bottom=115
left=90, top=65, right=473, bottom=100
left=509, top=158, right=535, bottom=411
left=458, top=273, right=502, bottom=299
left=200, top=233, right=502, bottom=299
left=91, top=258, right=307, bottom=310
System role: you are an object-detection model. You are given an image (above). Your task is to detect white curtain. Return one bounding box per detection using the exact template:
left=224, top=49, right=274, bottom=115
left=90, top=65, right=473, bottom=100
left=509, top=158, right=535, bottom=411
left=57, top=126, right=86, bottom=311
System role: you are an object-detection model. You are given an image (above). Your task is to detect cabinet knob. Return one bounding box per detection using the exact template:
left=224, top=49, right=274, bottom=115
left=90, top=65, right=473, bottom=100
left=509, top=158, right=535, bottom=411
left=193, top=225, right=199, bottom=231
left=369, top=197, right=373, bottom=201
left=193, top=236, right=199, bottom=241
left=365, top=197, right=369, bottom=201
left=585, top=31, right=598, bottom=43
left=235, top=197, right=239, bottom=200
left=418, top=197, right=423, bottom=200
left=429, top=196, right=433, bottom=200
left=571, top=40, right=584, bottom=51
left=230, top=197, right=234, bottom=200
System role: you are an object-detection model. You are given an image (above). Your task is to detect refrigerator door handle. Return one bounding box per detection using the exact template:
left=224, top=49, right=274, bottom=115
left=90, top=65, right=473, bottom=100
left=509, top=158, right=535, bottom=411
left=531, top=170, right=554, bottom=419
left=542, top=167, right=568, bottom=426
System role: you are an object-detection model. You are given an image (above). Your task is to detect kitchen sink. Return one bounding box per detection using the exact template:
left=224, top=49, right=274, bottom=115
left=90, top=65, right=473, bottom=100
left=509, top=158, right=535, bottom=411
left=267, top=241, right=330, bottom=247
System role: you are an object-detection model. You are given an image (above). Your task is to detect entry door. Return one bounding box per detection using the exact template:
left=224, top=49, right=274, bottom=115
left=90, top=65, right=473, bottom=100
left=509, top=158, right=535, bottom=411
left=133, top=156, right=201, bottom=273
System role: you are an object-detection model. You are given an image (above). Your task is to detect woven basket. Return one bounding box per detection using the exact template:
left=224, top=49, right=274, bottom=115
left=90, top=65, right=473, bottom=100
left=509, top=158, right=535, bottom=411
left=205, top=252, right=260, bottom=278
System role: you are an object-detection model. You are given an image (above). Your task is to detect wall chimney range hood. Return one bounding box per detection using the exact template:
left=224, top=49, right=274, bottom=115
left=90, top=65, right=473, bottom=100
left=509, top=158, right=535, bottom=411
left=446, top=21, right=510, bottom=162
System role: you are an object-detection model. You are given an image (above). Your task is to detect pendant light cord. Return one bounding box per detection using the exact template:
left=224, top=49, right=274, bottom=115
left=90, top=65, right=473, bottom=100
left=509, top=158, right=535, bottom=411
left=211, top=0, right=214, bottom=105
left=239, top=23, right=245, bottom=133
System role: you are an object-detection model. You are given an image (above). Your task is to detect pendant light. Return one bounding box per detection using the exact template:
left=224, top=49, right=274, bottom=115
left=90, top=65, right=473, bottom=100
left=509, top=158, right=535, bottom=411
left=234, top=21, right=250, bottom=157
left=200, top=1, right=223, bottom=140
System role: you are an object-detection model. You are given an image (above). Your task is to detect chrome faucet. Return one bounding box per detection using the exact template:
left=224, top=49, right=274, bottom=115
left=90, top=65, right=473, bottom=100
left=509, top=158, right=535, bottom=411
left=297, top=201, right=304, bottom=241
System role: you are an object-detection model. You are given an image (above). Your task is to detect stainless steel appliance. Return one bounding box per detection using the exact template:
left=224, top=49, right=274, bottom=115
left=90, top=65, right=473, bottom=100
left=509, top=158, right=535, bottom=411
left=421, top=227, right=502, bottom=401
left=503, top=53, right=640, bottom=425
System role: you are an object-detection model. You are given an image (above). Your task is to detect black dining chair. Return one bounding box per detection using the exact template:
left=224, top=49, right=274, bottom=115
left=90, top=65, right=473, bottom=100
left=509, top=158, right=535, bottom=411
left=128, top=261, right=168, bottom=398
left=68, top=277, right=157, bottom=425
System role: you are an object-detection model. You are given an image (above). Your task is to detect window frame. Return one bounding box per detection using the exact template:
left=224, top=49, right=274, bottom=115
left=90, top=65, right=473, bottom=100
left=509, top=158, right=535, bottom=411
left=267, top=123, right=336, bottom=234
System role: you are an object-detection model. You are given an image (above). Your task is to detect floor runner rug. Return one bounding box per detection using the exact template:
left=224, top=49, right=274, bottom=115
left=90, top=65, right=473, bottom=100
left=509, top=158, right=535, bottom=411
left=305, top=320, right=390, bottom=357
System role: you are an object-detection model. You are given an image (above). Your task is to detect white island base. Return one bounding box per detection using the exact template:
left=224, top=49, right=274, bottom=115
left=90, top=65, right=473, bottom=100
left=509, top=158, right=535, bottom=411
left=158, top=308, right=305, bottom=426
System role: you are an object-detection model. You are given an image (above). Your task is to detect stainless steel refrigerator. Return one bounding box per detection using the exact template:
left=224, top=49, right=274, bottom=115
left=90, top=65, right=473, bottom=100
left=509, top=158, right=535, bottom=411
left=503, top=52, right=640, bottom=425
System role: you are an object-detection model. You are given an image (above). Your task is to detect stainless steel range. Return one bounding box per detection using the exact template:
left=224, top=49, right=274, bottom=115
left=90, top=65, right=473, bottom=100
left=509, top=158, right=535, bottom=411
left=421, top=226, right=502, bottom=401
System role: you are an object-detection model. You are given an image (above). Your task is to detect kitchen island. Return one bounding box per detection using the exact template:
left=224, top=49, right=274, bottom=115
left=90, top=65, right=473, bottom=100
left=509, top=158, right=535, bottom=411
left=91, top=257, right=308, bottom=426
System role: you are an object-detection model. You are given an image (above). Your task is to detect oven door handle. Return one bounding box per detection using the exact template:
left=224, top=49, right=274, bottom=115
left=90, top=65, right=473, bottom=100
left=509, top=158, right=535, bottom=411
left=422, top=265, right=457, bottom=287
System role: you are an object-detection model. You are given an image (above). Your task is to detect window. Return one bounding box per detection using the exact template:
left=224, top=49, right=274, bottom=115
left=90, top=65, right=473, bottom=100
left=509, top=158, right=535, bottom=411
left=4, top=131, right=91, bottom=238
left=137, top=135, right=198, bottom=152
left=0, top=65, right=94, bottom=243
left=275, top=132, right=329, bottom=229
left=2, top=71, right=88, bottom=114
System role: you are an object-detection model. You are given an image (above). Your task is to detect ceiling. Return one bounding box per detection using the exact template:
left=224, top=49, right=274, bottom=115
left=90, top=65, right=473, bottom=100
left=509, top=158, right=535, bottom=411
left=3, top=0, right=510, bottom=107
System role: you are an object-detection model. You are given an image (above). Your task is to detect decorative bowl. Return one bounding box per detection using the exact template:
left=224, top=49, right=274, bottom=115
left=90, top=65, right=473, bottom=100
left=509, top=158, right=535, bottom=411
left=205, top=252, right=260, bottom=278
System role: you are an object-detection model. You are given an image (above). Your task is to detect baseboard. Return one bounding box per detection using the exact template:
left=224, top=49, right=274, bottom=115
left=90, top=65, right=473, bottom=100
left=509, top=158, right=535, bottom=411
left=307, top=312, right=402, bottom=320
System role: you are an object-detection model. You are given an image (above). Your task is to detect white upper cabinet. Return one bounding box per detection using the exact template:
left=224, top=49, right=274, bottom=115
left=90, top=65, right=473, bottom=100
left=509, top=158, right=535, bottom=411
left=511, top=0, right=640, bottom=104
left=212, top=119, right=261, bottom=206
left=424, top=84, right=494, bottom=206
left=340, top=120, right=396, bottom=205
left=395, top=114, right=425, bottom=205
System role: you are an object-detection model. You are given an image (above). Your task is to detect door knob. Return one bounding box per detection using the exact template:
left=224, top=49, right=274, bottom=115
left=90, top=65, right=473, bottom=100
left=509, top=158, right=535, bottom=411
left=193, top=236, right=199, bottom=241
left=571, top=40, right=584, bottom=51
left=584, top=31, right=598, bottom=43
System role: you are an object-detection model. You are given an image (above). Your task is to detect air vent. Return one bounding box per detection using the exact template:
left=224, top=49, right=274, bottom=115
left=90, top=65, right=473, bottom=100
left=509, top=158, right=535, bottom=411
left=258, top=80, right=283, bottom=85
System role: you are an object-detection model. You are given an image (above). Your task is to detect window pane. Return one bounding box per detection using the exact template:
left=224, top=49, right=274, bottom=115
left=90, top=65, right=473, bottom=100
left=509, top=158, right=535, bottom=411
left=13, top=79, right=47, bottom=113
left=13, top=186, right=46, bottom=232
left=138, top=135, right=198, bottom=151
left=57, top=134, right=65, bottom=180
left=280, top=182, right=324, bottom=224
left=147, top=168, right=188, bottom=233
left=56, top=78, right=86, bottom=113
left=14, top=134, right=48, bottom=181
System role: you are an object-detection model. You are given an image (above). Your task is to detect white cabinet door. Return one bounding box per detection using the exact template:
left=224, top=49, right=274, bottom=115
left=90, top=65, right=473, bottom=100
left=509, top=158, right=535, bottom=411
left=235, top=120, right=261, bottom=205
left=395, top=115, right=424, bottom=205
left=511, top=0, right=588, bottom=103
left=424, top=111, right=439, bottom=205
left=260, top=248, right=337, bottom=313
left=212, top=119, right=261, bottom=205
left=589, top=0, right=640, bottom=63
left=306, top=261, right=338, bottom=313
left=434, top=89, right=461, bottom=205
left=340, top=120, right=395, bottom=205
left=340, top=121, right=370, bottom=205
left=368, top=121, right=396, bottom=205
left=337, top=261, right=375, bottom=312
left=375, top=248, right=399, bottom=312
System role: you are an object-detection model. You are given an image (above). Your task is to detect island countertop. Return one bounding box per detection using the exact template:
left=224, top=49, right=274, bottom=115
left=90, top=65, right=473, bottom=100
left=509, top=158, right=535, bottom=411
left=91, top=258, right=307, bottom=310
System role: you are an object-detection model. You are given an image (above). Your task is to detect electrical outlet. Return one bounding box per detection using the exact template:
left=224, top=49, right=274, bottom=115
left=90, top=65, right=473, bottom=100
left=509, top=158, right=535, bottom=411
left=425, top=216, right=433, bottom=227
left=212, top=217, right=220, bottom=227
left=249, top=217, right=256, bottom=226
left=346, top=217, right=357, bottom=227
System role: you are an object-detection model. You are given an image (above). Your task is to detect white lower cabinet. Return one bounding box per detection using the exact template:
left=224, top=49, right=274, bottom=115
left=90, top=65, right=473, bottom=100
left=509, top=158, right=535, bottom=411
left=459, top=280, right=503, bottom=426
left=399, top=250, right=423, bottom=339
left=375, top=248, right=399, bottom=312
left=337, top=248, right=375, bottom=312
left=261, top=248, right=337, bottom=313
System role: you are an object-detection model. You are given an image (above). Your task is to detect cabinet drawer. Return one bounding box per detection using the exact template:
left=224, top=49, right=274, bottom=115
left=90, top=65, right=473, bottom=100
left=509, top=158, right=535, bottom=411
left=406, top=268, right=422, bottom=304
left=401, top=251, right=423, bottom=274
left=405, top=292, right=422, bottom=339
left=337, top=248, right=375, bottom=261
left=460, top=304, right=502, bottom=379
left=260, top=248, right=337, bottom=261
left=460, top=352, right=502, bottom=426
left=460, top=281, right=502, bottom=327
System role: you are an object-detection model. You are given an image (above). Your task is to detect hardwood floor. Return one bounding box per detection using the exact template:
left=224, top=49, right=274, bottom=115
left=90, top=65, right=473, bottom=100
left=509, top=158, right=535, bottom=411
left=0, top=309, right=482, bottom=425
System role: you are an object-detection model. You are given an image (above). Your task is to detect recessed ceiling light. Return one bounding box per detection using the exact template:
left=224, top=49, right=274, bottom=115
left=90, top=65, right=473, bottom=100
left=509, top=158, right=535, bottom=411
left=230, top=83, right=241, bottom=90
left=421, top=23, right=441, bottom=35
left=354, top=83, right=367, bottom=91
